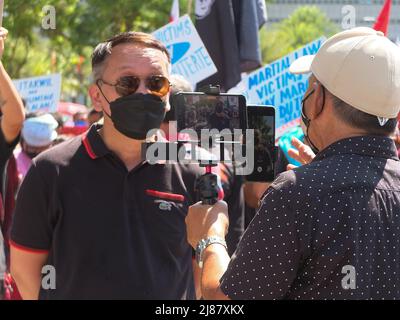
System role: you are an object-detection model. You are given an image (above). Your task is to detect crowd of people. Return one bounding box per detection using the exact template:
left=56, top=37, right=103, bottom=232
left=0, top=24, right=400, bottom=300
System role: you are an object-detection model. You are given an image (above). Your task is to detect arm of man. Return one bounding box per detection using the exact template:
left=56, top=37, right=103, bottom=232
left=192, top=258, right=202, bottom=299
left=10, top=160, right=54, bottom=300
left=187, top=177, right=304, bottom=300
left=200, top=243, right=231, bottom=300
left=186, top=201, right=231, bottom=300
left=10, top=248, right=48, bottom=300
left=0, top=28, right=25, bottom=143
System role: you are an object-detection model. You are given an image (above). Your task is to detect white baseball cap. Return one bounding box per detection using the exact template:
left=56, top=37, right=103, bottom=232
left=22, top=114, right=58, bottom=147
left=289, top=27, right=400, bottom=118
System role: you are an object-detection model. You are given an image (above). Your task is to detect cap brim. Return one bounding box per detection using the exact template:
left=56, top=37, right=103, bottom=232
left=289, top=55, right=315, bottom=74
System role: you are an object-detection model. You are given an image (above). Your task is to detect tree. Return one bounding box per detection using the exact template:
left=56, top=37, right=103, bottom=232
left=260, top=6, right=339, bottom=64
left=2, top=0, right=180, bottom=102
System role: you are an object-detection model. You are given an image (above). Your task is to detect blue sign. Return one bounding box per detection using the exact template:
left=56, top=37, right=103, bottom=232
left=167, top=42, right=191, bottom=64
left=230, top=38, right=326, bottom=138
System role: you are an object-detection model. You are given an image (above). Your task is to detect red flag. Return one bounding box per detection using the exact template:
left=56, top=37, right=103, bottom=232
left=169, top=0, right=179, bottom=22
left=76, top=55, right=84, bottom=74
left=373, top=0, right=392, bottom=36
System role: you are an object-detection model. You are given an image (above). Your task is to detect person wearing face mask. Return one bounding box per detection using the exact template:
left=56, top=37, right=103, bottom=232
left=14, top=114, right=58, bottom=182
left=184, top=27, right=400, bottom=300
left=9, top=32, right=204, bottom=300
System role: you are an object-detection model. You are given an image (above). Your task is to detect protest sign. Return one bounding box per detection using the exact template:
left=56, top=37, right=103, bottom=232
left=13, top=73, right=62, bottom=113
left=153, top=14, right=217, bottom=87
left=230, top=38, right=326, bottom=138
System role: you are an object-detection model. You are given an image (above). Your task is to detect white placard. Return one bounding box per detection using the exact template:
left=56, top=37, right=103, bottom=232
left=13, top=73, right=62, bottom=113
left=153, top=14, right=217, bottom=87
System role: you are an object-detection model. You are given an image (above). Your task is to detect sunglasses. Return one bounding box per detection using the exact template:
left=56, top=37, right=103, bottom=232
left=97, top=75, right=171, bottom=97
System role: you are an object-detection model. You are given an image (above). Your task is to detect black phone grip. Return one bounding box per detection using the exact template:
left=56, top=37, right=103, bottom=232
left=194, top=172, right=224, bottom=205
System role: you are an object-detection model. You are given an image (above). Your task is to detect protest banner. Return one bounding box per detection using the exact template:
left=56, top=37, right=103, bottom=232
left=13, top=73, right=62, bottom=113
left=153, top=14, right=217, bottom=87
left=230, top=37, right=326, bottom=138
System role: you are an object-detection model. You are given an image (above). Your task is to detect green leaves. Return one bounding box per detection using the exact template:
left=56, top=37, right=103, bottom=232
left=1, top=0, right=285, bottom=102
left=261, top=6, right=339, bottom=64
left=2, top=0, right=178, bottom=101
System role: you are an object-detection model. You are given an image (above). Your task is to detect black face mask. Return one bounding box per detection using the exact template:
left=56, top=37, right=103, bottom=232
left=101, top=92, right=167, bottom=140
left=300, top=86, right=325, bottom=154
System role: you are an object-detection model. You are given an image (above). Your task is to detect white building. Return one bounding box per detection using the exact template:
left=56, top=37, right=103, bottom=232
left=266, top=0, right=400, bottom=41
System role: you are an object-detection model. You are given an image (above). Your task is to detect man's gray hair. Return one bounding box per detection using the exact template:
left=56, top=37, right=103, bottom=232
left=170, top=74, right=193, bottom=94
left=330, top=91, right=397, bottom=136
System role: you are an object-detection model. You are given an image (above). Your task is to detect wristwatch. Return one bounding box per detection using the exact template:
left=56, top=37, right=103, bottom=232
left=195, top=236, right=227, bottom=268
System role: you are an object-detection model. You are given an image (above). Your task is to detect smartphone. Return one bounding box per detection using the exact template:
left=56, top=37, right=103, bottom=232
left=246, top=105, right=276, bottom=182
left=172, top=92, right=247, bottom=135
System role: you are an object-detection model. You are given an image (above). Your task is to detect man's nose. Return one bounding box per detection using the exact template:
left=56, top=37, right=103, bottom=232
left=135, top=79, right=150, bottom=95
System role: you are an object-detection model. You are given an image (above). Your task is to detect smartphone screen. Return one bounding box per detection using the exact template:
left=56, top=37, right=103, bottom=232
left=174, top=93, right=247, bottom=134
left=246, top=105, right=276, bottom=182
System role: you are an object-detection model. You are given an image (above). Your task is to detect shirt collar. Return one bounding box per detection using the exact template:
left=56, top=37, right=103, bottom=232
left=82, top=124, right=110, bottom=159
left=313, top=135, right=399, bottom=163
left=82, top=124, right=166, bottom=165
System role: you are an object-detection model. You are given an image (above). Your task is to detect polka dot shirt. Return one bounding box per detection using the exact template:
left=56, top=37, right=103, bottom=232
left=221, top=136, right=400, bottom=300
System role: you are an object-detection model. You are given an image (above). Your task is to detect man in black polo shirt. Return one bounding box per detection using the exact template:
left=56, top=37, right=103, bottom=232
left=185, top=27, right=400, bottom=300
left=10, top=32, right=203, bottom=299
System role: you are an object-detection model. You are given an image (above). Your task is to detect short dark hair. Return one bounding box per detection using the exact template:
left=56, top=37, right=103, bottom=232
left=91, top=31, right=171, bottom=81
left=330, top=92, right=398, bottom=136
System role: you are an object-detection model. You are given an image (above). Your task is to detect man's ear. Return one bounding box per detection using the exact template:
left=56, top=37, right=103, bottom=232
left=309, top=82, right=325, bottom=119
left=88, top=84, right=103, bottom=113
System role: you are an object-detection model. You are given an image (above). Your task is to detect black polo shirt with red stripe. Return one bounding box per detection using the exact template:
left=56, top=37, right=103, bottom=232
left=10, top=124, right=203, bottom=299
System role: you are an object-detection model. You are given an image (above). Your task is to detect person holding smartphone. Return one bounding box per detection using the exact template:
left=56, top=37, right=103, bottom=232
left=185, top=27, right=400, bottom=300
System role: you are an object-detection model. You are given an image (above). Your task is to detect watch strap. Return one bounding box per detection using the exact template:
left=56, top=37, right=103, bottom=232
left=195, top=236, right=227, bottom=268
